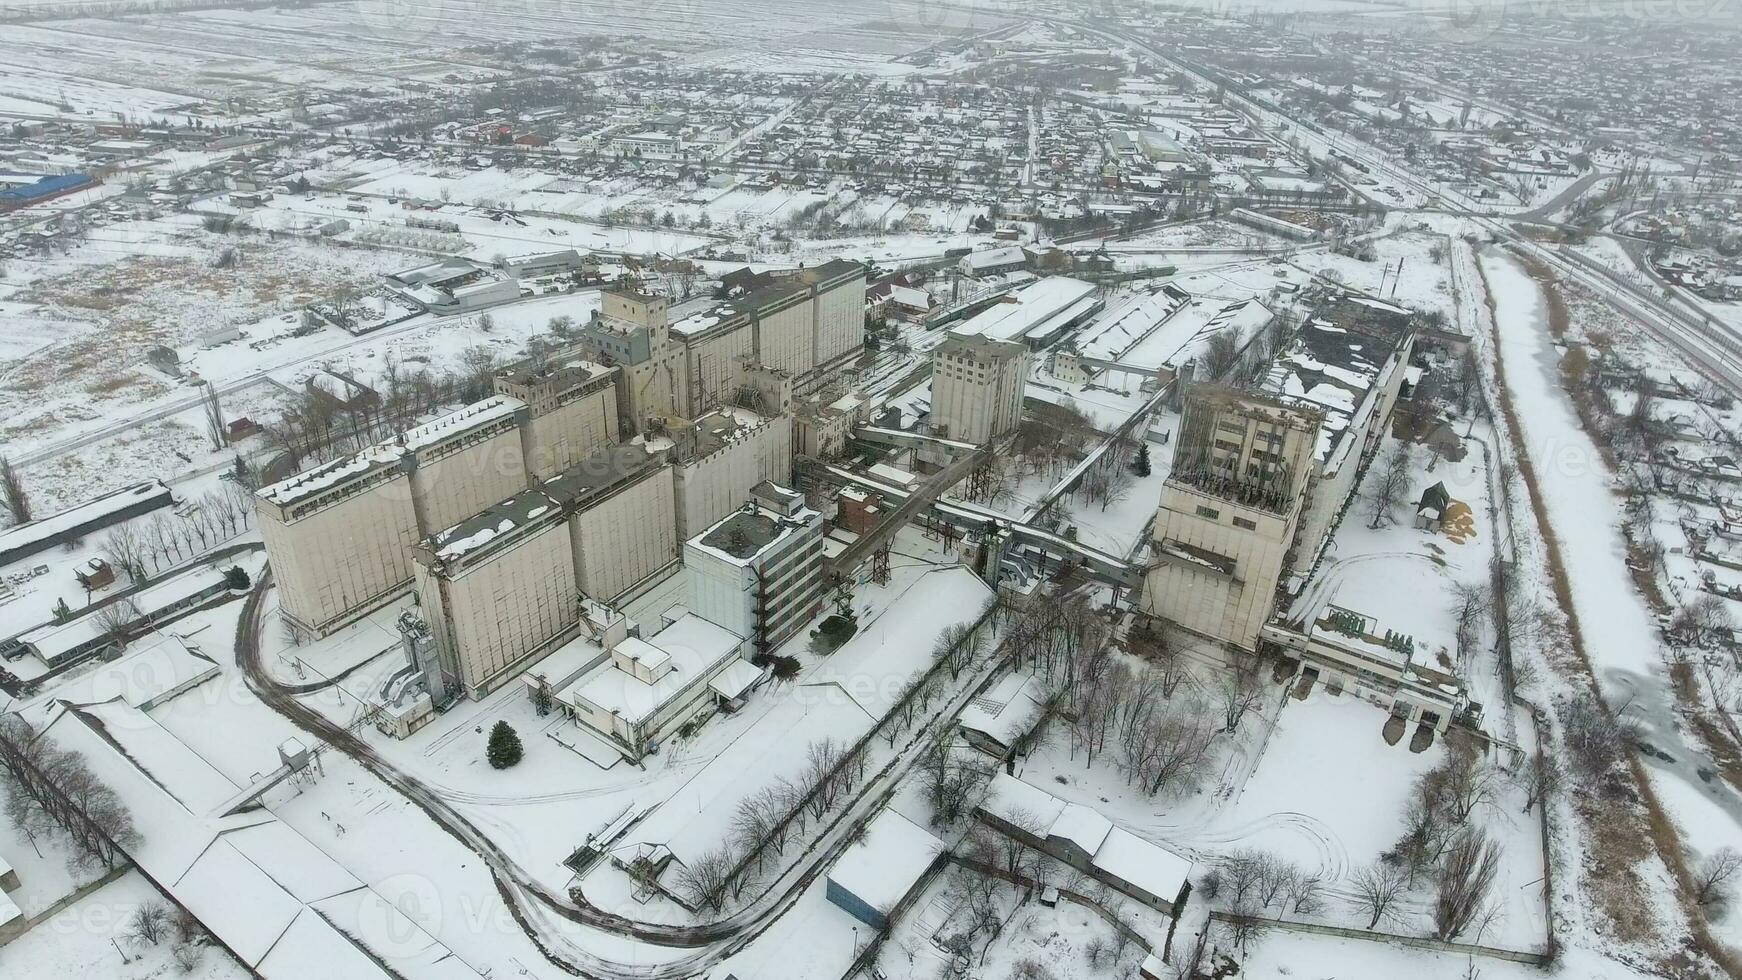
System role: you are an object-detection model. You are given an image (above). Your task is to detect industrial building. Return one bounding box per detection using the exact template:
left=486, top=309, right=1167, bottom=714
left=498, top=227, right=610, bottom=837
left=929, top=332, right=1030, bottom=445
left=581, top=266, right=866, bottom=436
left=950, top=275, right=1103, bottom=349
left=684, top=482, right=825, bottom=656
left=411, top=442, right=676, bottom=700
left=1140, top=294, right=1417, bottom=652
left=554, top=612, right=756, bottom=762
left=1140, top=385, right=1322, bottom=651
left=824, top=808, right=944, bottom=931
left=385, top=257, right=521, bottom=314
left=664, top=407, right=794, bottom=540
left=0, top=480, right=174, bottom=568
left=256, top=357, right=622, bottom=639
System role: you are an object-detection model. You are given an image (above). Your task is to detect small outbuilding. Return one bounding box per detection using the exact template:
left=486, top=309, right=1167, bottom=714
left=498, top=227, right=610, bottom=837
left=1415, top=481, right=1451, bottom=531
left=824, top=808, right=943, bottom=931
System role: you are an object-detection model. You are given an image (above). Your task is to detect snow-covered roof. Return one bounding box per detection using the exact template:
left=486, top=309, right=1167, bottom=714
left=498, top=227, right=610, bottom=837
left=1074, top=285, right=1192, bottom=364
left=257, top=442, right=407, bottom=507
left=960, top=245, right=1028, bottom=270
left=981, top=772, right=1191, bottom=904
left=1091, top=826, right=1191, bottom=905
left=1048, top=803, right=1113, bottom=855
left=956, top=671, right=1045, bottom=751
left=37, top=698, right=480, bottom=980
left=402, top=395, right=523, bottom=452
left=825, top=808, right=942, bottom=915
left=17, top=632, right=217, bottom=723
left=1261, top=294, right=1412, bottom=468
left=428, top=487, right=560, bottom=562
left=0, top=481, right=172, bottom=565
left=951, top=276, right=1098, bottom=344
left=982, top=771, right=1067, bottom=828
left=708, top=658, right=765, bottom=701
left=559, top=614, right=743, bottom=726
left=631, top=569, right=990, bottom=868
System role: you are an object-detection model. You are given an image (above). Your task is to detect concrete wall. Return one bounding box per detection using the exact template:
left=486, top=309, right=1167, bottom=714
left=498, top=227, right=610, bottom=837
left=417, top=520, right=579, bottom=697
left=619, top=349, right=687, bottom=434
left=684, top=328, right=753, bottom=417
left=410, top=424, right=528, bottom=537
left=931, top=346, right=1028, bottom=444
left=260, top=472, right=420, bottom=636
left=1141, top=483, right=1296, bottom=651
left=569, top=467, right=677, bottom=602
left=1290, top=337, right=1414, bottom=577
left=673, top=418, right=793, bottom=540
left=522, top=385, right=619, bottom=479
left=813, top=273, right=867, bottom=369
left=754, top=300, right=815, bottom=377
left=684, top=546, right=754, bottom=642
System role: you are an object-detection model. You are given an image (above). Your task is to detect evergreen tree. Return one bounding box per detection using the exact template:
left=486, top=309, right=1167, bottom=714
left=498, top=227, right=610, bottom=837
left=1132, top=444, right=1152, bottom=477
left=487, top=721, right=523, bottom=769
left=532, top=683, right=553, bottom=718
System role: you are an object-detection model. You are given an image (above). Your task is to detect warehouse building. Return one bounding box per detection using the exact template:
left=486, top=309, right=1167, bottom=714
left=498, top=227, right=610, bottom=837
left=1140, top=294, right=1417, bottom=652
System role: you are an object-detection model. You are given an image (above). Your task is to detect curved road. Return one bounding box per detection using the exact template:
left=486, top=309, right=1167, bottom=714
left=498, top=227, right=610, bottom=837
left=234, top=567, right=1024, bottom=978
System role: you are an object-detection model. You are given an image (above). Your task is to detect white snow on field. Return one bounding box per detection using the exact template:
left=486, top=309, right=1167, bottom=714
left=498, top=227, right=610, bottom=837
left=0, top=870, right=248, bottom=979
left=1482, top=250, right=1662, bottom=685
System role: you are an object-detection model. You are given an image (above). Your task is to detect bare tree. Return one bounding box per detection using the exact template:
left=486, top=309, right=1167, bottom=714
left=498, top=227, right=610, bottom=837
left=0, top=454, right=30, bottom=525
left=923, top=734, right=993, bottom=827
left=171, top=942, right=202, bottom=973
left=129, top=900, right=172, bottom=946
left=459, top=345, right=500, bottom=400
left=1366, top=441, right=1414, bottom=529
left=1694, top=847, right=1742, bottom=908
left=675, top=847, right=734, bottom=912
left=1201, top=331, right=1242, bottom=382
left=1121, top=696, right=1219, bottom=797
left=1433, top=827, right=1502, bottom=940
left=1348, top=861, right=1408, bottom=929
left=1450, top=581, right=1490, bottom=671
left=1217, top=661, right=1265, bottom=733
left=937, top=621, right=984, bottom=680
left=1561, top=694, right=1628, bottom=780
left=1515, top=752, right=1562, bottom=815
left=203, top=489, right=240, bottom=536
left=1219, top=849, right=1265, bottom=907
left=93, top=598, right=141, bottom=651
left=1283, top=869, right=1326, bottom=916
left=102, top=523, right=149, bottom=582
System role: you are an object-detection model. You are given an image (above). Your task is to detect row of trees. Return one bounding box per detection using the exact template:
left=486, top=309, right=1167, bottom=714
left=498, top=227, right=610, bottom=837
left=0, top=714, right=138, bottom=875
left=676, top=734, right=871, bottom=912
left=678, top=609, right=1002, bottom=913
left=98, top=484, right=255, bottom=585
left=0, top=454, right=31, bottom=526
left=263, top=347, right=504, bottom=471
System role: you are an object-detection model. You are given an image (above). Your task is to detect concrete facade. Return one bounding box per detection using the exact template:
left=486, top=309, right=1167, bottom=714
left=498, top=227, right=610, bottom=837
left=497, top=361, right=621, bottom=479
left=257, top=360, right=622, bottom=640
left=567, top=462, right=677, bottom=603
left=668, top=408, right=794, bottom=540
left=684, top=483, right=825, bottom=655
left=929, top=332, right=1030, bottom=445
left=1141, top=386, right=1321, bottom=651
left=257, top=453, right=422, bottom=638
left=414, top=492, right=579, bottom=699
